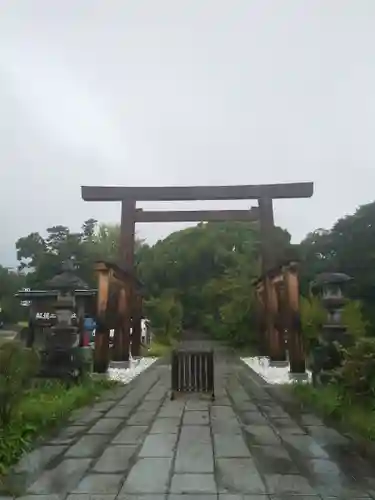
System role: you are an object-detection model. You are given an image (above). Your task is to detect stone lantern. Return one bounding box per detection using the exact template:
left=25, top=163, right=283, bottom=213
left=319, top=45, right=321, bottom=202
left=310, top=272, right=352, bottom=342
left=310, top=272, right=352, bottom=385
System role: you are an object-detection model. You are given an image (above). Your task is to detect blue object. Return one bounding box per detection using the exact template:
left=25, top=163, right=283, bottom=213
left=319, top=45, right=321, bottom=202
left=84, top=317, right=96, bottom=332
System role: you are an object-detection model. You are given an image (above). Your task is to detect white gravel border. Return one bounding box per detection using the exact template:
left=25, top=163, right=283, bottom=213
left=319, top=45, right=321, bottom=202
left=107, top=357, right=157, bottom=385
left=241, top=356, right=312, bottom=385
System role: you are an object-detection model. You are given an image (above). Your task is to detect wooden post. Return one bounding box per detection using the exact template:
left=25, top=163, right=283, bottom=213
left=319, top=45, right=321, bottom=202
left=113, top=199, right=136, bottom=361
left=131, top=292, right=142, bottom=357
left=269, top=276, right=286, bottom=362
left=258, top=197, right=284, bottom=361
left=93, top=266, right=110, bottom=373
left=255, top=283, right=268, bottom=355
left=283, top=262, right=306, bottom=373
left=113, top=287, right=128, bottom=361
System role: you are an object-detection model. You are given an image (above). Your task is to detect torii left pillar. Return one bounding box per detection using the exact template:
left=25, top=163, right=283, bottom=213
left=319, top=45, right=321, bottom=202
left=258, top=197, right=286, bottom=362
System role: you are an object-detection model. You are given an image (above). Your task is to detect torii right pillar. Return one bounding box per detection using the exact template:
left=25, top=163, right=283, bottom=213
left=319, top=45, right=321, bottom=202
left=283, top=261, right=306, bottom=374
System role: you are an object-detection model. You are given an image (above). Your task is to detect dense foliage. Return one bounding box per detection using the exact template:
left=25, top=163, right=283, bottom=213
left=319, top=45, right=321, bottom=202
left=137, top=221, right=291, bottom=345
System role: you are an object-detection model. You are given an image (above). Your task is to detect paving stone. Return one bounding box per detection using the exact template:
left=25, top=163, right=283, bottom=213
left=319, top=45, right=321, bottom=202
left=93, top=444, right=137, bottom=472
left=111, top=425, right=148, bottom=444
left=158, top=402, right=185, bottom=418
left=249, top=445, right=298, bottom=475
left=144, top=390, right=167, bottom=401
left=261, top=406, right=290, bottom=419
left=75, top=410, right=102, bottom=425
left=169, top=496, right=217, bottom=500
left=305, top=425, right=350, bottom=446
left=150, top=417, right=180, bottom=434
left=240, top=411, right=269, bottom=425
left=213, top=434, right=251, bottom=458
left=271, top=418, right=305, bottom=435
left=13, top=445, right=67, bottom=476
left=91, top=401, right=116, bottom=413
left=185, top=400, right=211, bottom=411
left=315, top=484, right=373, bottom=498
left=120, top=457, right=172, bottom=493
left=48, top=425, right=87, bottom=444
left=66, top=495, right=117, bottom=500
left=212, top=397, right=231, bottom=406
left=219, top=496, right=270, bottom=500
left=211, top=418, right=242, bottom=435
left=170, top=474, right=217, bottom=493
left=88, top=418, right=123, bottom=435
left=183, top=411, right=209, bottom=425
left=264, top=474, right=316, bottom=495
left=233, top=401, right=259, bottom=412
left=305, top=457, right=342, bottom=476
left=16, top=495, right=61, bottom=500
left=299, top=413, right=325, bottom=426
left=211, top=406, right=237, bottom=421
left=137, top=400, right=163, bottom=412
left=117, top=496, right=165, bottom=500
left=242, top=425, right=281, bottom=446
left=179, top=425, right=211, bottom=443
left=175, top=435, right=214, bottom=473
left=65, top=435, right=109, bottom=458
left=282, top=435, right=329, bottom=458
left=117, top=396, right=142, bottom=406
left=27, top=458, right=92, bottom=495
left=73, top=474, right=123, bottom=494
left=216, top=458, right=265, bottom=494
left=139, top=433, right=178, bottom=457
left=105, top=405, right=133, bottom=418
left=270, top=496, right=320, bottom=500
left=127, top=412, right=156, bottom=425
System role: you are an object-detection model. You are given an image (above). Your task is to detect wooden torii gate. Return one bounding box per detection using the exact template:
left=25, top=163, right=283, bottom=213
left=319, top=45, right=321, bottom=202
left=81, top=182, right=313, bottom=362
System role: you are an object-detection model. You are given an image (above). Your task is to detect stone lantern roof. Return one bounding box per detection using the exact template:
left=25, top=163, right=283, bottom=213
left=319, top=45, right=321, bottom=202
left=45, top=261, right=90, bottom=291
left=311, top=272, right=352, bottom=289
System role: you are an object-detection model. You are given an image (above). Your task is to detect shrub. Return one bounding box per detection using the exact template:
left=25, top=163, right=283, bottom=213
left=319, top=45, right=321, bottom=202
left=341, top=300, right=368, bottom=338
left=300, top=296, right=326, bottom=349
left=0, top=342, right=40, bottom=427
left=335, top=337, right=375, bottom=402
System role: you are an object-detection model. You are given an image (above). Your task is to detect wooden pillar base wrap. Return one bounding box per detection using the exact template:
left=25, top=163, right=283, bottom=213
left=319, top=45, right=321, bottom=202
left=113, top=288, right=130, bottom=362
left=94, top=264, right=111, bottom=373
left=93, top=328, right=110, bottom=373
left=131, top=293, right=142, bottom=357
left=283, top=263, right=306, bottom=374
left=267, top=276, right=286, bottom=362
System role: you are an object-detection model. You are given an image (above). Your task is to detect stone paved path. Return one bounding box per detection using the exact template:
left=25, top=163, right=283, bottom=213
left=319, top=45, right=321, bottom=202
left=5, top=349, right=375, bottom=499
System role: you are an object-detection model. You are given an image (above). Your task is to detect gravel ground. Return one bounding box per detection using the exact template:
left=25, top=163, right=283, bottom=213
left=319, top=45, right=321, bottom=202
left=242, top=356, right=312, bottom=384
left=107, top=357, right=158, bottom=384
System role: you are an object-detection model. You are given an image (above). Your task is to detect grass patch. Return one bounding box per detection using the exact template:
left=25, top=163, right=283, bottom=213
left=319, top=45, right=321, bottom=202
left=292, top=382, right=375, bottom=441
left=0, top=377, right=118, bottom=478
left=141, top=340, right=173, bottom=358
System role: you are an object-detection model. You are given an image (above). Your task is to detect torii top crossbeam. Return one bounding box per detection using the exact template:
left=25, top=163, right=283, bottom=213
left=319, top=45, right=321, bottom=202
left=81, top=182, right=313, bottom=202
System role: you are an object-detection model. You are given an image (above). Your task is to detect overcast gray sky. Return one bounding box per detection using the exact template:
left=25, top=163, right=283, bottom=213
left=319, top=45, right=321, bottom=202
left=1, top=1, right=375, bottom=267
